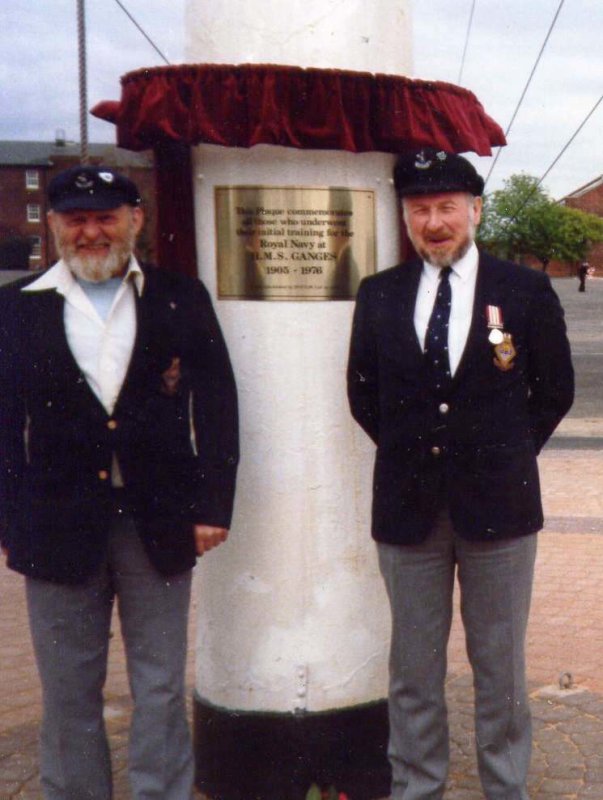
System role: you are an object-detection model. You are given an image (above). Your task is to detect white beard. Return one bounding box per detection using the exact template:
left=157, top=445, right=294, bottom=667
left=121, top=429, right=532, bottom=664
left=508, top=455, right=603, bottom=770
left=66, top=248, right=128, bottom=283
left=54, top=227, right=136, bottom=283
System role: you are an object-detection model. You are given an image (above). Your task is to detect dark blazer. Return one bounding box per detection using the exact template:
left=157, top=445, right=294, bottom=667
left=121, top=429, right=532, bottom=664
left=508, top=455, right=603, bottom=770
left=0, top=265, right=239, bottom=583
left=347, top=252, right=574, bottom=545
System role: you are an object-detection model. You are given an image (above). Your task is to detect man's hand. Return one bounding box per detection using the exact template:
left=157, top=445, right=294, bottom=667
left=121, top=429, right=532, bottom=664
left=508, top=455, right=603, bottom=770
left=193, top=525, right=229, bottom=556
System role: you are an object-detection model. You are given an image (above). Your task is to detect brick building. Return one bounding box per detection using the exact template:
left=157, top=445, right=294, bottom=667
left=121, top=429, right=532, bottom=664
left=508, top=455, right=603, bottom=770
left=521, top=177, right=603, bottom=278
left=560, top=175, right=603, bottom=271
left=0, top=139, right=155, bottom=270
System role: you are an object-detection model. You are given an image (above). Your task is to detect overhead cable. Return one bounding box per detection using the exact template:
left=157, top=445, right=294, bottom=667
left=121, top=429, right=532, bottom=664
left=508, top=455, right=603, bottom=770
left=536, top=92, right=603, bottom=195
left=492, top=91, right=603, bottom=228
left=113, top=0, right=171, bottom=65
left=484, top=0, right=566, bottom=189
left=458, top=0, right=477, bottom=85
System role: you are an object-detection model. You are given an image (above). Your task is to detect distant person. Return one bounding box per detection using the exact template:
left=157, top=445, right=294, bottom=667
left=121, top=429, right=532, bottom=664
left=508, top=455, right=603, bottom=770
left=347, top=149, right=574, bottom=800
left=578, top=261, right=589, bottom=292
left=0, top=165, right=239, bottom=799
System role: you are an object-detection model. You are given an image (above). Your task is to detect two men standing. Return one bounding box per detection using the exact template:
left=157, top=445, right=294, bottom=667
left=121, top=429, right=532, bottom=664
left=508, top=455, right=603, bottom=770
left=1, top=151, right=574, bottom=800
left=0, top=166, right=239, bottom=799
left=348, top=149, right=574, bottom=799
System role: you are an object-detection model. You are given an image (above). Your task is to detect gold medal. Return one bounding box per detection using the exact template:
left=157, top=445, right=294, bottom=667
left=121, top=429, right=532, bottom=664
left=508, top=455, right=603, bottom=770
left=493, top=333, right=516, bottom=371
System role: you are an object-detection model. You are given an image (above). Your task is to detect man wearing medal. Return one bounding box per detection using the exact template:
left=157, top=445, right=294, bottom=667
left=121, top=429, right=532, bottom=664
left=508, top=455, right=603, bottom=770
left=347, top=149, right=574, bottom=800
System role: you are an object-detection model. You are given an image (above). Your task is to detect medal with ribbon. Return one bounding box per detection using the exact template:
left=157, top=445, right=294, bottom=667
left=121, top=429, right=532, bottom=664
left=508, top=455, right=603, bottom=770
left=486, top=305, right=504, bottom=344
left=486, top=305, right=516, bottom=371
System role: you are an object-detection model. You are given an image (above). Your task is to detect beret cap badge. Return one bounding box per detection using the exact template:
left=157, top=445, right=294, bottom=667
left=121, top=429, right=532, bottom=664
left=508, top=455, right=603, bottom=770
left=414, top=150, right=448, bottom=170
left=414, top=151, right=433, bottom=170
left=74, top=174, right=94, bottom=190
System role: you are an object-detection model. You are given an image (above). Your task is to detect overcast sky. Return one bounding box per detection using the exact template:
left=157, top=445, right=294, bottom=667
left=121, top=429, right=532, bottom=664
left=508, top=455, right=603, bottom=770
left=1, top=0, right=601, bottom=199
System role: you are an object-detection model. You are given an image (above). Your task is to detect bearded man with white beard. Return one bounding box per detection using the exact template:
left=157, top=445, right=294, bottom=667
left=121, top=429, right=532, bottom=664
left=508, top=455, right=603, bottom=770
left=0, top=165, right=239, bottom=800
left=49, top=200, right=141, bottom=284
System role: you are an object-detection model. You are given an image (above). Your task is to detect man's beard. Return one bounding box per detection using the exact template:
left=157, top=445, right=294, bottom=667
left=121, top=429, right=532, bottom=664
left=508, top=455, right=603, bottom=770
left=408, top=209, right=477, bottom=269
left=415, top=232, right=473, bottom=269
left=56, top=231, right=136, bottom=283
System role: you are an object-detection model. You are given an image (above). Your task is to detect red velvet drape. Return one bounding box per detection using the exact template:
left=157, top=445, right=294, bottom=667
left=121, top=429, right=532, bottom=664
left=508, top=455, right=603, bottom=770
left=92, top=63, right=506, bottom=277
left=92, top=63, right=505, bottom=156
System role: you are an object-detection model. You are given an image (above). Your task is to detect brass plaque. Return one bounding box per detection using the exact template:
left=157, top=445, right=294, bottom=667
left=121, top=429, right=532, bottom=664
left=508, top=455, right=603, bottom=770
left=215, top=186, right=376, bottom=300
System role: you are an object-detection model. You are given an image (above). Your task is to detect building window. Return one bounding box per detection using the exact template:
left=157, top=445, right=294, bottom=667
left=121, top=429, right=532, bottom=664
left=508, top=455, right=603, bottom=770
left=25, top=170, right=40, bottom=190
left=27, top=203, right=41, bottom=223
left=29, top=236, right=42, bottom=260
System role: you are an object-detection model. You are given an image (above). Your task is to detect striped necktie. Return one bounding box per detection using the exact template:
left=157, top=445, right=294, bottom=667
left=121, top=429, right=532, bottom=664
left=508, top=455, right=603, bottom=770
left=424, top=266, right=452, bottom=391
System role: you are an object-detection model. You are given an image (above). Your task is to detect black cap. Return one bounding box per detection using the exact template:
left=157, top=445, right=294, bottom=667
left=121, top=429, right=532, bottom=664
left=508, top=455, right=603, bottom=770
left=48, top=165, right=142, bottom=212
left=394, top=148, right=484, bottom=197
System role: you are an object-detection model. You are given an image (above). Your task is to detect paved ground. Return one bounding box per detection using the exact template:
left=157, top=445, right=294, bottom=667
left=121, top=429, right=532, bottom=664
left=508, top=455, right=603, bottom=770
left=1, top=276, right=602, bottom=799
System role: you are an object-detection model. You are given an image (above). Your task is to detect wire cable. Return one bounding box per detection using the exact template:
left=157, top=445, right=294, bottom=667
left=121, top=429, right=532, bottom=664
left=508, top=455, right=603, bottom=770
left=112, top=0, right=171, bottom=65
left=484, top=0, right=566, bottom=189
left=489, top=91, right=603, bottom=233
left=537, top=92, right=603, bottom=194
left=77, top=0, right=89, bottom=163
left=458, top=0, right=477, bottom=85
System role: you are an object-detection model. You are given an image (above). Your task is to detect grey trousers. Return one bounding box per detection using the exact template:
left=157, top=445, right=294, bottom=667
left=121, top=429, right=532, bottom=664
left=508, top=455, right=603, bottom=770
left=26, top=515, right=194, bottom=800
left=378, top=511, right=537, bottom=800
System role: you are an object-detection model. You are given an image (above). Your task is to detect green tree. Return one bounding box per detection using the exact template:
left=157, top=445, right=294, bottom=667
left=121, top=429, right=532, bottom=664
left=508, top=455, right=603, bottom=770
left=478, top=173, right=603, bottom=270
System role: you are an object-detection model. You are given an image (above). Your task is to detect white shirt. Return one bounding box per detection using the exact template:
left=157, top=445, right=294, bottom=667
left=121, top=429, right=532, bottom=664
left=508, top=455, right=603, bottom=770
left=413, top=243, right=479, bottom=376
left=23, top=257, right=145, bottom=415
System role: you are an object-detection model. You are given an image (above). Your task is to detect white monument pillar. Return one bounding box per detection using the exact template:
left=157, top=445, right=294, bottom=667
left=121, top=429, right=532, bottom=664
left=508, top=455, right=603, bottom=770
left=186, top=2, right=412, bottom=797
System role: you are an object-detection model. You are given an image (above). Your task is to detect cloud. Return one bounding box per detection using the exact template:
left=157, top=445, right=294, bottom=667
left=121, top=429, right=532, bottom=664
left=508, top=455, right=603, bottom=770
left=412, top=0, right=603, bottom=197
left=1, top=0, right=600, bottom=198
left=0, top=0, right=184, bottom=141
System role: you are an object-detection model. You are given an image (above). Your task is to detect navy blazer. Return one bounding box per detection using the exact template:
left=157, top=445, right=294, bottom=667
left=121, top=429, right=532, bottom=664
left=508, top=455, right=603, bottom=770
left=0, top=265, right=239, bottom=583
left=347, top=253, right=574, bottom=545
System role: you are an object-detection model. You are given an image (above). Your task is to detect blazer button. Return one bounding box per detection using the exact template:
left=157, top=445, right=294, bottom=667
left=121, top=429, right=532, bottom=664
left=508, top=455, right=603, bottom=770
left=431, top=446, right=441, bottom=456
left=438, top=403, right=450, bottom=414
left=98, top=469, right=109, bottom=481
left=107, top=419, right=118, bottom=430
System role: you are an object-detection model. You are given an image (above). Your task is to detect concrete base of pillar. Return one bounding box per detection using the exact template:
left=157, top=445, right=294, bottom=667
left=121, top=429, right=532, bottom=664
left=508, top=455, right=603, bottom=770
left=193, top=694, right=390, bottom=799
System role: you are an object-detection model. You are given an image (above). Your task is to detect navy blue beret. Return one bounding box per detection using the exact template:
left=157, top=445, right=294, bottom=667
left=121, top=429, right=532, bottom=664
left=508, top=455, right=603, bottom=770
left=48, top=165, right=142, bottom=212
left=394, top=148, right=484, bottom=197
